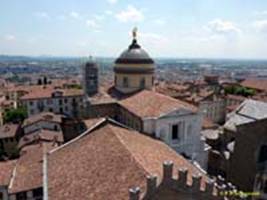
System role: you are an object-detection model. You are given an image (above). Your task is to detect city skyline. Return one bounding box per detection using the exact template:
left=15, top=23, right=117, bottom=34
left=1, top=0, right=267, bottom=59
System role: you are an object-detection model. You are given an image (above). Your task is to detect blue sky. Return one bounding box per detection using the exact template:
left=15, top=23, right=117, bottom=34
left=1, top=0, right=267, bottom=59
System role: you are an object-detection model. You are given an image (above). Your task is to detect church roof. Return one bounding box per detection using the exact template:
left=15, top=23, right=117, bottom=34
left=119, top=90, right=198, bottom=119
left=44, top=119, right=208, bottom=200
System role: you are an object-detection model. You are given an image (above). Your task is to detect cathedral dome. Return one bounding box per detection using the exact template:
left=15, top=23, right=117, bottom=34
left=113, top=28, right=155, bottom=94
left=115, top=39, right=154, bottom=64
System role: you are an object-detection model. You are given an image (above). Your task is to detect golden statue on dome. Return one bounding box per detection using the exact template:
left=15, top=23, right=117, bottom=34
left=132, top=27, right=138, bottom=39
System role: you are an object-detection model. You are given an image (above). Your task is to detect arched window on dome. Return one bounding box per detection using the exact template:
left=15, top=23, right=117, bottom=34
left=123, top=77, right=129, bottom=88
left=115, top=75, right=117, bottom=85
left=140, top=77, right=145, bottom=89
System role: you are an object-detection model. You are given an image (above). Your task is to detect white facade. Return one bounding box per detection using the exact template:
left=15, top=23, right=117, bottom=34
left=23, top=121, right=61, bottom=135
left=22, top=94, right=85, bottom=118
left=142, top=108, right=207, bottom=169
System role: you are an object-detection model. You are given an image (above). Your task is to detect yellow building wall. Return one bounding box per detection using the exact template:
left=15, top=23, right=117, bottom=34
left=115, top=73, right=153, bottom=94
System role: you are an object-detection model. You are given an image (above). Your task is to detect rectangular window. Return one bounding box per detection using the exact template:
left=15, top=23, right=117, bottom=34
left=33, top=188, right=43, bottom=197
left=47, top=99, right=53, bottom=105
left=172, top=124, right=179, bottom=140
left=59, top=99, right=63, bottom=105
left=258, top=145, right=267, bottom=163
left=264, top=180, right=267, bottom=194
left=123, top=77, right=129, bottom=87
left=16, top=192, right=27, bottom=200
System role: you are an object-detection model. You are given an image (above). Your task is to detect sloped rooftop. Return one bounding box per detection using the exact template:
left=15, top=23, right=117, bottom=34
left=224, top=99, right=267, bottom=131
left=45, top=119, right=208, bottom=200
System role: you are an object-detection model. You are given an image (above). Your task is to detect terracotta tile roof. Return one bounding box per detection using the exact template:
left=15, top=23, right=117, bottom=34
left=83, top=118, right=105, bottom=129
left=9, top=142, right=57, bottom=194
left=46, top=120, right=208, bottom=200
left=0, top=160, right=16, bottom=186
left=241, top=79, right=267, bottom=91
left=20, top=88, right=84, bottom=100
left=0, top=124, right=19, bottom=139
left=22, top=112, right=63, bottom=127
left=119, top=90, right=197, bottom=118
left=18, top=129, right=64, bottom=149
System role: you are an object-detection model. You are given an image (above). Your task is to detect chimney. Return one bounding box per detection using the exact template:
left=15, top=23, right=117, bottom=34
left=177, top=168, right=188, bottom=188
left=163, top=161, right=173, bottom=183
left=129, top=187, right=140, bottom=200
left=191, top=173, right=202, bottom=193
left=146, top=175, right=157, bottom=198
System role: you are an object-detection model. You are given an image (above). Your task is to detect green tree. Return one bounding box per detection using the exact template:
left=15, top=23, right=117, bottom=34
left=69, top=84, right=82, bottom=89
left=4, top=107, right=27, bottom=123
left=224, top=85, right=255, bottom=97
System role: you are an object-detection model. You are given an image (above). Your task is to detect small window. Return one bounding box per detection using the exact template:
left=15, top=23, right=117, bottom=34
left=59, top=107, right=63, bottom=114
left=140, top=78, right=145, bottom=88
left=123, top=77, right=129, bottom=87
left=115, top=76, right=117, bottom=85
left=47, top=99, right=53, bottom=105
left=172, top=124, right=179, bottom=140
left=64, top=98, right=68, bottom=104
left=59, top=99, right=63, bottom=105
left=29, top=101, right=34, bottom=106
left=16, top=192, right=27, bottom=200
left=49, top=108, right=53, bottom=112
left=258, top=145, right=267, bottom=163
left=264, top=180, right=267, bottom=194
left=33, top=188, right=43, bottom=197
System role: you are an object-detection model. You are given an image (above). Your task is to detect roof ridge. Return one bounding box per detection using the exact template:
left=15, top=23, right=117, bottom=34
left=109, top=125, right=152, bottom=176
left=48, top=118, right=106, bottom=154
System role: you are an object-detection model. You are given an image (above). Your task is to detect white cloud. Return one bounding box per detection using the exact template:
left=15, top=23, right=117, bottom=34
left=86, top=19, right=100, bottom=29
left=107, top=0, right=117, bottom=4
left=115, top=5, right=144, bottom=23
left=4, top=34, right=16, bottom=41
left=253, top=20, right=267, bottom=33
left=34, top=12, right=50, bottom=19
left=139, top=32, right=169, bottom=46
left=93, top=14, right=105, bottom=21
left=154, top=19, right=166, bottom=25
left=105, top=10, right=113, bottom=15
left=57, top=15, right=66, bottom=20
left=207, top=19, right=241, bottom=35
left=70, top=11, right=81, bottom=19
left=253, top=10, right=267, bottom=17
